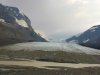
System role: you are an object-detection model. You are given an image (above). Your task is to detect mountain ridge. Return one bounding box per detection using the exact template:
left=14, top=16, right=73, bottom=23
left=0, top=4, right=47, bottom=46
left=66, top=25, right=100, bottom=49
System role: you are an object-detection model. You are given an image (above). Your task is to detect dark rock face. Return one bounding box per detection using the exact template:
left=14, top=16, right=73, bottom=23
left=0, top=4, right=33, bottom=30
left=66, top=25, right=100, bottom=49
left=0, top=4, right=47, bottom=46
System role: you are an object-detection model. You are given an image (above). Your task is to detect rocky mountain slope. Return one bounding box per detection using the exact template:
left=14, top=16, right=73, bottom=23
left=0, top=4, right=47, bottom=46
left=66, top=25, right=100, bottom=49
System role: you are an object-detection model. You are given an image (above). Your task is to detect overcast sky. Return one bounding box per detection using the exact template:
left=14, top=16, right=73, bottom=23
left=0, top=0, right=100, bottom=41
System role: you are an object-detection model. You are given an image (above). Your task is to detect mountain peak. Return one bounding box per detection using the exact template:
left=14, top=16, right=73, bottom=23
left=66, top=25, right=100, bottom=49
left=0, top=4, right=32, bottom=29
left=0, top=4, right=47, bottom=46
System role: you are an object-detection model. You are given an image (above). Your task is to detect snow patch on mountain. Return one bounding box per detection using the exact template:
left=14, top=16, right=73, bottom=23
left=89, top=26, right=98, bottom=30
left=15, top=18, right=28, bottom=27
left=91, top=30, right=95, bottom=32
left=69, top=40, right=78, bottom=43
left=0, top=19, right=5, bottom=22
left=83, top=39, right=90, bottom=43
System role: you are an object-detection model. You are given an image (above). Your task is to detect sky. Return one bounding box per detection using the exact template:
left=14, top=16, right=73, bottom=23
left=0, top=0, right=100, bottom=41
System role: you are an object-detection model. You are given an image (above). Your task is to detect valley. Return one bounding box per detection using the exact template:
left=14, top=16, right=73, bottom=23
left=0, top=42, right=100, bottom=75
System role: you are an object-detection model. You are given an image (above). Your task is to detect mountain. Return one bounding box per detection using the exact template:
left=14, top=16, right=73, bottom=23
left=0, top=4, right=47, bottom=46
left=66, top=25, right=100, bottom=49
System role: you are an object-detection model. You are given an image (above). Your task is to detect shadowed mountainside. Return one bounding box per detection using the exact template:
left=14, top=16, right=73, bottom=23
left=66, top=25, right=100, bottom=49
left=0, top=4, right=47, bottom=46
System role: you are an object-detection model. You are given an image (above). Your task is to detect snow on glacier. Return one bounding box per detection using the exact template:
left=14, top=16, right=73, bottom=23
left=0, top=42, right=100, bottom=55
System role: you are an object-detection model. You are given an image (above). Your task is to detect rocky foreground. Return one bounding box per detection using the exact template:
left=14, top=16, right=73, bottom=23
left=0, top=61, right=100, bottom=75
left=0, top=42, right=100, bottom=75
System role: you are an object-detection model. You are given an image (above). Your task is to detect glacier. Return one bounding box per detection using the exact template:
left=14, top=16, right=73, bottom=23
left=0, top=42, right=100, bottom=55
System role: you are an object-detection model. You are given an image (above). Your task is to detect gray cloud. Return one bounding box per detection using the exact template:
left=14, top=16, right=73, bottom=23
left=0, top=0, right=100, bottom=40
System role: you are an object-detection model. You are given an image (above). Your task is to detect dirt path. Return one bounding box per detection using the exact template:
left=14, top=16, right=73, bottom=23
left=0, top=60, right=100, bottom=69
